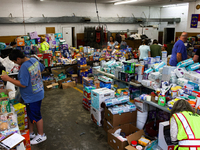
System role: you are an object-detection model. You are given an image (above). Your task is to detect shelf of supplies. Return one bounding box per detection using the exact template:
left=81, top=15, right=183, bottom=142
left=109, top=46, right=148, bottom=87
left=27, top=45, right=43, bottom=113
left=97, top=70, right=115, bottom=78
left=142, top=84, right=155, bottom=90
left=135, top=97, right=171, bottom=113
left=96, top=70, right=142, bottom=87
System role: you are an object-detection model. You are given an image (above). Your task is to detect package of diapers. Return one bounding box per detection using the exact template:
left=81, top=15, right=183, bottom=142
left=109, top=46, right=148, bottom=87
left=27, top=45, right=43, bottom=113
left=177, top=58, right=194, bottom=68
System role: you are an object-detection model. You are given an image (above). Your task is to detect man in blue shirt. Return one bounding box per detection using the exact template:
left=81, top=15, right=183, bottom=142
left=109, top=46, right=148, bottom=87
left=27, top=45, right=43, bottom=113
left=169, top=32, right=188, bottom=66
left=1, top=50, right=47, bottom=145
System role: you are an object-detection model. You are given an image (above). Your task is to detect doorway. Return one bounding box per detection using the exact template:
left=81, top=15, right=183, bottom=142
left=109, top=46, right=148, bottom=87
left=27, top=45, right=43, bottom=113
left=62, top=27, right=72, bottom=47
left=163, top=28, right=175, bottom=44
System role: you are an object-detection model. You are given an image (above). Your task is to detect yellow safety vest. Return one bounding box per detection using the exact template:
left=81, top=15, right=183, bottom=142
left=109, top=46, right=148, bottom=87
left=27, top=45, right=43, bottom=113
left=172, top=111, right=200, bottom=150
left=39, top=41, right=49, bottom=53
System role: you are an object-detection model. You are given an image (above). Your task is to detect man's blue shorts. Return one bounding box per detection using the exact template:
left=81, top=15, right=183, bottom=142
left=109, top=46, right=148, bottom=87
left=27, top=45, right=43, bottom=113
left=26, top=100, right=42, bottom=124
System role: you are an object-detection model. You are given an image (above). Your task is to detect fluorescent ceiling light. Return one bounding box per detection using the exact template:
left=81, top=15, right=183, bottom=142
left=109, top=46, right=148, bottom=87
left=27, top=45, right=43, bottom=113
left=40, top=0, right=44, bottom=1
left=114, top=0, right=137, bottom=5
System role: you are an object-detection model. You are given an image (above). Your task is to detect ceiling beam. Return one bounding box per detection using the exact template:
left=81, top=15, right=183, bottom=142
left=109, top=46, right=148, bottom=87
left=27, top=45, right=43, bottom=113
left=0, top=16, right=181, bottom=24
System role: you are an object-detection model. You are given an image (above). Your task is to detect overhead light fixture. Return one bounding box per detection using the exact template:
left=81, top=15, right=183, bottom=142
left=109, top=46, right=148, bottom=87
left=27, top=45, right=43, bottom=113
left=114, top=0, right=137, bottom=5
left=162, top=4, right=176, bottom=7
left=40, top=0, right=44, bottom=1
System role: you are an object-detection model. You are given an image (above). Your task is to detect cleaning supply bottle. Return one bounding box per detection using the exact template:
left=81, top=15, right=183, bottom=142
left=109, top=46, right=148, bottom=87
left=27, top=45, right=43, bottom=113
left=158, top=89, right=166, bottom=106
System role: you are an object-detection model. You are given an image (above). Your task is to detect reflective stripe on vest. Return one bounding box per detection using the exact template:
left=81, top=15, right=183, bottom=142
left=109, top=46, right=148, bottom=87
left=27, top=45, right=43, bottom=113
left=179, top=140, right=200, bottom=146
left=175, top=113, right=195, bottom=139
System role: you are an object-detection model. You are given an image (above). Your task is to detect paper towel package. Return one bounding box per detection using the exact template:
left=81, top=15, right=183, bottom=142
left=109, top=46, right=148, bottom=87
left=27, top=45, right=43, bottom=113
left=174, top=67, right=187, bottom=78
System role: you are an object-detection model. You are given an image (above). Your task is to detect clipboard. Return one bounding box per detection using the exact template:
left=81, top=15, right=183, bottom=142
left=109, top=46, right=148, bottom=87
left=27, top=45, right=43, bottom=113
left=0, top=133, right=25, bottom=149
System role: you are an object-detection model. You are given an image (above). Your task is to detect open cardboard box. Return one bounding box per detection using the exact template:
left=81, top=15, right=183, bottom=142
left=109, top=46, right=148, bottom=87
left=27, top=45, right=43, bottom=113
left=107, top=124, right=141, bottom=150
left=43, top=80, right=57, bottom=91
left=125, top=129, right=145, bottom=150
left=46, top=83, right=59, bottom=89
left=0, top=89, right=12, bottom=100
left=104, top=107, right=137, bottom=129
left=57, top=78, right=71, bottom=88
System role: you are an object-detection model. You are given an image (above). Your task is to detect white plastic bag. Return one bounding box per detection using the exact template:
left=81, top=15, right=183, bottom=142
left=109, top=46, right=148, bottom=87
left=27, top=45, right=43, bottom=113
left=0, top=56, right=19, bottom=73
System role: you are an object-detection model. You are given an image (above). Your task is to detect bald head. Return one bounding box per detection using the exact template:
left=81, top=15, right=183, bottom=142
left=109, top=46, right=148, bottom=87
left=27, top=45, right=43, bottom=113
left=180, top=32, right=188, bottom=43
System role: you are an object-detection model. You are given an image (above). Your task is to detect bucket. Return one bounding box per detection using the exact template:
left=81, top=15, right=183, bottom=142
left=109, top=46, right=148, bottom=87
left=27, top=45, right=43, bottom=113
left=136, top=111, right=148, bottom=130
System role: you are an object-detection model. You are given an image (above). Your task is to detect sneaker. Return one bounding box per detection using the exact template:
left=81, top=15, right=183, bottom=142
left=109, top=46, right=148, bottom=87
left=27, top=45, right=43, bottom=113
left=30, top=134, right=47, bottom=145
left=30, top=132, right=36, bottom=139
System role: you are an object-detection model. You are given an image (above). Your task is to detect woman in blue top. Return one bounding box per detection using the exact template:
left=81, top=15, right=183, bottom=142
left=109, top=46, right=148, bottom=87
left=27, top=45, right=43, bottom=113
left=138, top=39, right=151, bottom=60
left=107, top=36, right=118, bottom=52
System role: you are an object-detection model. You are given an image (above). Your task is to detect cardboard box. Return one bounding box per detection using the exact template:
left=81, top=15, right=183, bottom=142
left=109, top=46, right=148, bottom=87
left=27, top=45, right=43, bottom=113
left=91, top=88, right=115, bottom=110
left=134, top=98, right=148, bottom=112
left=158, top=121, right=174, bottom=150
left=43, top=80, right=57, bottom=91
left=90, top=106, right=104, bottom=126
left=17, top=37, right=25, bottom=46
left=125, top=129, right=145, bottom=150
left=151, top=96, right=158, bottom=103
left=13, top=103, right=28, bottom=131
left=57, top=78, right=71, bottom=88
left=84, top=90, right=91, bottom=99
left=62, top=81, right=76, bottom=89
left=51, top=68, right=66, bottom=77
left=104, top=107, right=137, bottom=129
left=107, top=124, right=140, bottom=150
left=103, top=119, right=114, bottom=131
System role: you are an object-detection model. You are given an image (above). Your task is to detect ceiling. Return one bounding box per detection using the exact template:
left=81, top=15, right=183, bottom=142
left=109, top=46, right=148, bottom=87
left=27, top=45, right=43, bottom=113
left=40, top=0, right=197, bottom=6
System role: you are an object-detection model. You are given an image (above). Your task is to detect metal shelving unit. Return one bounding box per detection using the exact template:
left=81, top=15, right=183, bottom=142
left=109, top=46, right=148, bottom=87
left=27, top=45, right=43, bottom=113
left=96, top=69, right=142, bottom=87
left=134, top=97, right=170, bottom=113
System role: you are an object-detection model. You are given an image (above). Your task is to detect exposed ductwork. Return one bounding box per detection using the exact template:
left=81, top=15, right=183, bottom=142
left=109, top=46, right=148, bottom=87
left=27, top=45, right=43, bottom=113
left=0, top=16, right=181, bottom=24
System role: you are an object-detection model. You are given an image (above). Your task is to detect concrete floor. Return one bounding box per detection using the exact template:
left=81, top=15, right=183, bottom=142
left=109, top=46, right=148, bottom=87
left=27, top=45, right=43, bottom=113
left=31, top=84, right=114, bottom=150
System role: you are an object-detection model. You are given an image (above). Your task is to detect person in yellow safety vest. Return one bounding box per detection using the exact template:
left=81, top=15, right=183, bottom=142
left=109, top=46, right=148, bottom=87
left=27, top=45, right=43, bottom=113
left=170, top=99, right=200, bottom=150
left=39, top=37, right=49, bottom=53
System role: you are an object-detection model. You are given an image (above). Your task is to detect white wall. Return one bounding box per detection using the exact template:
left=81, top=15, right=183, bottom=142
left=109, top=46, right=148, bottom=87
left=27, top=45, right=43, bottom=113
left=160, top=4, right=189, bottom=32
left=187, top=0, right=200, bottom=32
left=0, top=0, right=155, bottom=36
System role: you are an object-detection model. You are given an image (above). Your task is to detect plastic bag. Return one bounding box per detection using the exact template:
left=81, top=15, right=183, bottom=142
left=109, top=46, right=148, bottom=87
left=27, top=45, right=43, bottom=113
left=0, top=57, right=19, bottom=73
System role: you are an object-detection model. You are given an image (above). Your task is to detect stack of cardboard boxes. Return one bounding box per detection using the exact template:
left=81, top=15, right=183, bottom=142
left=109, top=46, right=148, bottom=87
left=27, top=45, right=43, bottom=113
left=90, top=88, right=114, bottom=126
left=82, top=77, right=95, bottom=111
left=13, top=103, right=31, bottom=150
left=78, top=58, right=90, bottom=84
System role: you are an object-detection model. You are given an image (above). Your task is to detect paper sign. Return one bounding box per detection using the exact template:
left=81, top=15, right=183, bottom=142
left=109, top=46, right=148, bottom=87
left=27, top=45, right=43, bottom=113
left=1, top=133, right=25, bottom=148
